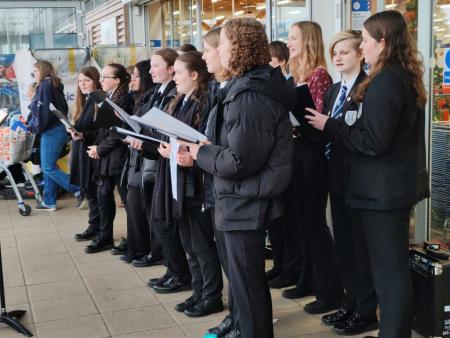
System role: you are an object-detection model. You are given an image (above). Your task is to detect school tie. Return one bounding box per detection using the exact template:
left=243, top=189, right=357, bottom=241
left=325, top=84, right=347, bottom=159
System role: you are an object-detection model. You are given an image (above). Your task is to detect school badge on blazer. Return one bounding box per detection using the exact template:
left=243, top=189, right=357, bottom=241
left=345, top=110, right=357, bottom=126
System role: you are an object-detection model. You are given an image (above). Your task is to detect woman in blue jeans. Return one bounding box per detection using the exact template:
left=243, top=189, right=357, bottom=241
left=29, top=60, right=81, bottom=210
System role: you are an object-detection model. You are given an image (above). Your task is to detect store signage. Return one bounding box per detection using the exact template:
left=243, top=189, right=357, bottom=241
left=150, top=40, right=162, bottom=48
left=351, top=0, right=371, bottom=30
left=443, top=48, right=450, bottom=85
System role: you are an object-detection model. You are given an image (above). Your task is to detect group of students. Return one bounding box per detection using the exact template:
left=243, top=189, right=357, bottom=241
left=27, top=10, right=428, bottom=338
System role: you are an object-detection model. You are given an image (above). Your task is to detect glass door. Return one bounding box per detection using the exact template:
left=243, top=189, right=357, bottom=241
left=430, top=0, right=450, bottom=247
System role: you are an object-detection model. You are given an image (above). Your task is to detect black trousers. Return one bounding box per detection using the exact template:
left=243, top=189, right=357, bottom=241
left=330, top=194, right=377, bottom=316
left=126, top=185, right=162, bottom=257
left=85, top=182, right=100, bottom=233
left=212, top=209, right=234, bottom=316
left=178, top=206, right=223, bottom=301
left=96, top=174, right=127, bottom=243
left=152, top=217, right=191, bottom=283
left=351, top=207, right=412, bottom=338
left=267, top=212, right=302, bottom=280
left=224, top=229, right=273, bottom=338
left=294, top=139, right=342, bottom=301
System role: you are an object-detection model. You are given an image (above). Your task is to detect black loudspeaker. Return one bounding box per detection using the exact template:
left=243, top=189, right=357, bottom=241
left=410, top=248, right=450, bottom=337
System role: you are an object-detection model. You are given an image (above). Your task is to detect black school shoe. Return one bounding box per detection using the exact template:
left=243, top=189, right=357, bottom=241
left=147, top=275, right=169, bottom=288
left=333, top=313, right=379, bottom=336
left=85, top=239, right=114, bottom=254
left=132, top=254, right=164, bottom=268
left=321, top=308, right=353, bottom=326
left=304, top=299, right=341, bottom=315
left=184, top=298, right=224, bottom=317
left=175, top=295, right=199, bottom=312
left=207, top=314, right=234, bottom=336
left=74, top=227, right=98, bottom=242
left=111, top=238, right=127, bottom=255
left=224, top=329, right=241, bottom=338
left=152, top=277, right=191, bottom=294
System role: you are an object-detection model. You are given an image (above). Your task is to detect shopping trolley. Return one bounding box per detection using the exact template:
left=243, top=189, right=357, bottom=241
left=0, top=128, right=42, bottom=216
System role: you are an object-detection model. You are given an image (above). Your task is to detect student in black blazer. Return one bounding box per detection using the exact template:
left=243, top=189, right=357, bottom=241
left=308, top=30, right=378, bottom=336
left=306, top=11, right=429, bottom=338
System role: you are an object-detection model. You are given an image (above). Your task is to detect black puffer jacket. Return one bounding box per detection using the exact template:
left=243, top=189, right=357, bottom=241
left=196, top=66, right=296, bottom=231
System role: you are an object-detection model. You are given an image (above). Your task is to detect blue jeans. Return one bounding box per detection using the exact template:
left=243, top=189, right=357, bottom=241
left=40, top=124, right=79, bottom=206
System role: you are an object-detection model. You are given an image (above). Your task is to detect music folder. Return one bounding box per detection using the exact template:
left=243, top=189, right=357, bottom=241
left=50, top=103, right=73, bottom=129
left=130, top=107, right=207, bottom=143
left=104, top=98, right=142, bottom=133
left=110, top=126, right=163, bottom=144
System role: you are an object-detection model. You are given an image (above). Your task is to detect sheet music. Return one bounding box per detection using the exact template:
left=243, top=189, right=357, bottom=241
left=130, top=107, right=207, bottom=143
left=104, top=98, right=142, bottom=133
left=50, top=103, right=73, bottom=129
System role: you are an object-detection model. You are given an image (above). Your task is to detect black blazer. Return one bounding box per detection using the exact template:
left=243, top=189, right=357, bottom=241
left=324, top=60, right=429, bottom=210
left=323, top=70, right=366, bottom=197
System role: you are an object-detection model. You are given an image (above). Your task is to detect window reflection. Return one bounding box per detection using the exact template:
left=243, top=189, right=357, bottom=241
left=0, top=7, right=77, bottom=54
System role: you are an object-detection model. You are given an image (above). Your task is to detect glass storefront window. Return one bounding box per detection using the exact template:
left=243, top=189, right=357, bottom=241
left=430, top=0, right=450, bottom=246
left=201, top=0, right=266, bottom=37
left=162, top=0, right=196, bottom=48
left=0, top=7, right=77, bottom=54
left=271, top=0, right=310, bottom=41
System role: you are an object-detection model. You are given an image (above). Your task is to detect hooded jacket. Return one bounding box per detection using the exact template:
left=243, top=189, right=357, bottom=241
left=29, top=78, right=68, bottom=134
left=196, top=65, right=297, bottom=231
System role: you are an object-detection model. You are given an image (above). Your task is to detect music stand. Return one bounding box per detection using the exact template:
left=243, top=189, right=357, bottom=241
left=0, top=241, right=33, bottom=337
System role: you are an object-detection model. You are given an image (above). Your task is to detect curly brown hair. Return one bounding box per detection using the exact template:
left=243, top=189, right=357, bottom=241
left=222, top=18, right=271, bottom=76
left=355, top=10, right=427, bottom=108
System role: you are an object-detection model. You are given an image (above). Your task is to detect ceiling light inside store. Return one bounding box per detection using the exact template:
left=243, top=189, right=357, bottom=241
left=441, top=4, right=450, bottom=9
left=278, top=0, right=291, bottom=4
left=385, top=4, right=397, bottom=9
left=234, top=10, right=244, bottom=15
left=434, top=18, right=444, bottom=22
left=435, top=27, right=445, bottom=31
left=256, top=5, right=266, bottom=10
left=212, top=0, right=218, bottom=2
left=216, top=15, right=225, bottom=20
left=173, top=11, right=180, bottom=15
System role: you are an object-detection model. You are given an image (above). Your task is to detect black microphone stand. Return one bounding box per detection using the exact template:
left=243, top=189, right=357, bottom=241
left=0, top=241, right=33, bottom=336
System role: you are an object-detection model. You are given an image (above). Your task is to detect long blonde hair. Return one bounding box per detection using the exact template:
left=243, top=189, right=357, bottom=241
left=289, top=21, right=327, bottom=83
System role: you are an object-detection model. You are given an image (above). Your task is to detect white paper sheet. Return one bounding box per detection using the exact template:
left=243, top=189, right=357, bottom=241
left=169, top=137, right=180, bottom=200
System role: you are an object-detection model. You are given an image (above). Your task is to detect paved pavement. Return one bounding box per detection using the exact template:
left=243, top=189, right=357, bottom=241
left=0, top=196, right=417, bottom=337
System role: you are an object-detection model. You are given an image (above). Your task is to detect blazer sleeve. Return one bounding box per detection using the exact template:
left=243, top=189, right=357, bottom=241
left=196, top=93, right=276, bottom=180
left=323, top=69, right=404, bottom=156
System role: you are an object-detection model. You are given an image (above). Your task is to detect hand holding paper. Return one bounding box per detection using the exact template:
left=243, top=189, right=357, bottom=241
left=177, top=140, right=210, bottom=160
left=176, top=146, right=194, bottom=167
left=305, top=108, right=328, bottom=131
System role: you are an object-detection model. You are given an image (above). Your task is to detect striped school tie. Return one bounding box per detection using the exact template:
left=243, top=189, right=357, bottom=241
left=325, top=85, right=347, bottom=159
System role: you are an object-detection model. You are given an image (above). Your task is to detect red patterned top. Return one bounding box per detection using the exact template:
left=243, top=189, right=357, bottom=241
left=306, top=67, right=332, bottom=113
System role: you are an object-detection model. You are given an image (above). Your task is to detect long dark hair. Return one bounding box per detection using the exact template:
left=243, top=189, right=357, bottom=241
left=355, top=10, right=427, bottom=107
left=107, top=63, right=131, bottom=103
left=73, top=66, right=101, bottom=122
left=134, top=60, right=154, bottom=108
left=168, top=51, right=211, bottom=124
